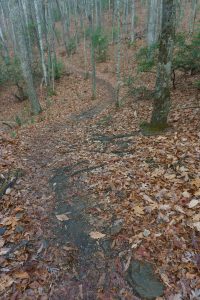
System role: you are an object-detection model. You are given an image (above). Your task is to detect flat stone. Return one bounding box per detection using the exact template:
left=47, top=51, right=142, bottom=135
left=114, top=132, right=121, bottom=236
left=126, top=260, right=164, bottom=300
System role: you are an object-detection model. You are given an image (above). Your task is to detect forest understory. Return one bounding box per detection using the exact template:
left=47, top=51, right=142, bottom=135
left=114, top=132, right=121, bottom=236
left=0, top=37, right=200, bottom=299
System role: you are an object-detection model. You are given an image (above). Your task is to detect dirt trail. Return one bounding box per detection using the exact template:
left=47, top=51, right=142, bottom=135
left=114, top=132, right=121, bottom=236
left=17, top=65, right=164, bottom=300
left=17, top=67, right=130, bottom=299
left=65, top=62, right=116, bottom=121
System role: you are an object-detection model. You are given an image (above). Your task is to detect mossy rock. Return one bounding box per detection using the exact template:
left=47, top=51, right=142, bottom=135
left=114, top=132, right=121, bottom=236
left=126, top=260, right=164, bottom=299
left=140, top=121, right=169, bottom=136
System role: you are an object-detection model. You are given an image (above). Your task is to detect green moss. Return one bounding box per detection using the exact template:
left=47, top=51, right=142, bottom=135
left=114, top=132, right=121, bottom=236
left=140, top=121, right=169, bottom=136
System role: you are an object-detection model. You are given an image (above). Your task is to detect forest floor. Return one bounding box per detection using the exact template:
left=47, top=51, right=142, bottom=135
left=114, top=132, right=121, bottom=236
left=0, top=41, right=200, bottom=299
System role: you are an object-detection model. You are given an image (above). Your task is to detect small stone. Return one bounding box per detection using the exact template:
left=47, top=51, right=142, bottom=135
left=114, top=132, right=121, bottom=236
left=5, top=188, right=11, bottom=195
left=15, top=225, right=24, bottom=233
left=15, top=212, right=24, bottom=220
left=0, top=227, right=6, bottom=236
left=100, top=239, right=111, bottom=254
left=110, top=219, right=124, bottom=235
left=143, top=229, right=151, bottom=237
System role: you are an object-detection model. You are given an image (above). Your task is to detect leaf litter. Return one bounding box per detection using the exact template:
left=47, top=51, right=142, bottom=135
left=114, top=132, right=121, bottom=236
left=0, top=35, right=200, bottom=300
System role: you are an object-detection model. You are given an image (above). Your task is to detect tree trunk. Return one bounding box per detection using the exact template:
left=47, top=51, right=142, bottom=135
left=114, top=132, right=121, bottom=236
left=116, top=0, right=121, bottom=106
left=190, top=0, right=198, bottom=34
left=149, top=0, right=175, bottom=130
left=12, top=0, right=42, bottom=115
left=33, top=0, right=48, bottom=85
left=131, top=0, right=135, bottom=42
left=89, top=1, right=96, bottom=99
left=147, top=0, right=163, bottom=47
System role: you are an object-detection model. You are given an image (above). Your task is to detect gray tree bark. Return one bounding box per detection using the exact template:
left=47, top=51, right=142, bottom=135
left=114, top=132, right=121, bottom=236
left=150, top=0, right=176, bottom=129
left=12, top=0, right=42, bottom=115
left=33, top=0, right=48, bottom=85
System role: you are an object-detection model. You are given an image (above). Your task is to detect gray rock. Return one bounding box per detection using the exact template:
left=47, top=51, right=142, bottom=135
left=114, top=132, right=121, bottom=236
left=110, top=219, right=124, bottom=235
left=15, top=225, right=24, bottom=233
left=0, top=227, right=6, bottom=236
left=126, top=260, right=164, bottom=300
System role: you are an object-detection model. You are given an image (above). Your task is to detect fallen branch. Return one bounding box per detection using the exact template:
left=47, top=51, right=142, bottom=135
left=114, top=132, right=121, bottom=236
left=173, top=105, right=200, bottom=111
left=2, top=121, right=15, bottom=129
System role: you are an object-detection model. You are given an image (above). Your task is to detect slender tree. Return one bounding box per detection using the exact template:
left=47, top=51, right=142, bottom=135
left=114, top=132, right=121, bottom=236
left=116, top=0, right=121, bottom=106
left=131, top=0, right=136, bottom=42
left=147, top=0, right=163, bottom=47
left=89, top=2, right=96, bottom=99
left=190, top=0, right=198, bottom=34
left=142, top=0, right=176, bottom=132
left=12, top=0, right=42, bottom=115
left=33, top=0, right=48, bottom=85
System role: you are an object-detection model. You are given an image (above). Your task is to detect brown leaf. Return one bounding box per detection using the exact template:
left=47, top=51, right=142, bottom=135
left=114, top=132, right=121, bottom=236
left=14, top=271, right=29, bottom=280
left=188, top=199, right=199, bottom=208
left=0, top=237, right=5, bottom=248
left=0, top=275, right=14, bottom=292
left=56, top=214, right=70, bottom=221
left=0, top=217, right=17, bottom=228
left=194, top=189, right=200, bottom=196
left=89, top=231, right=106, bottom=239
left=191, top=178, right=200, bottom=188
left=193, top=222, right=200, bottom=232
left=0, top=248, right=10, bottom=256
left=134, top=206, right=144, bottom=216
left=63, top=246, right=77, bottom=251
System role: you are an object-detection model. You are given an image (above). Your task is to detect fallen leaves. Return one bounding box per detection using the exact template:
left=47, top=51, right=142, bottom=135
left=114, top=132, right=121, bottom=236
left=191, top=178, right=200, bottom=188
left=188, top=199, right=199, bottom=208
left=14, top=271, right=29, bottom=280
left=0, top=237, right=5, bottom=248
left=0, top=27, right=200, bottom=299
left=0, top=248, right=10, bottom=256
left=133, top=206, right=144, bottom=216
left=182, top=191, right=191, bottom=198
left=193, top=222, right=200, bottom=232
left=0, top=275, right=14, bottom=293
left=89, top=231, right=106, bottom=239
left=56, top=214, right=70, bottom=221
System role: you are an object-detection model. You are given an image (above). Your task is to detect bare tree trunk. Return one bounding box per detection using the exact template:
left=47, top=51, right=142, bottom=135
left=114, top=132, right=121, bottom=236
left=131, top=0, right=135, bottom=42
left=190, top=0, right=198, bottom=34
left=12, top=0, right=42, bottom=115
left=33, top=0, right=48, bottom=85
left=21, top=0, right=33, bottom=63
left=147, top=0, right=162, bottom=46
left=0, top=25, right=10, bottom=64
left=149, top=0, right=176, bottom=130
left=89, top=3, right=96, bottom=99
left=116, top=0, right=121, bottom=107
left=8, top=0, right=17, bottom=56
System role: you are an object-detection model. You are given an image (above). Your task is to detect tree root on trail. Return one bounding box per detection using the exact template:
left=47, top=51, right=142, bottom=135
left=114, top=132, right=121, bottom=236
left=92, top=131, right=140, bottom=143
left=51, top=161, right=106, bottom=181
left=71, top=164, right=106, bottom=177
left=2, top=121, right=15, bottom=129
